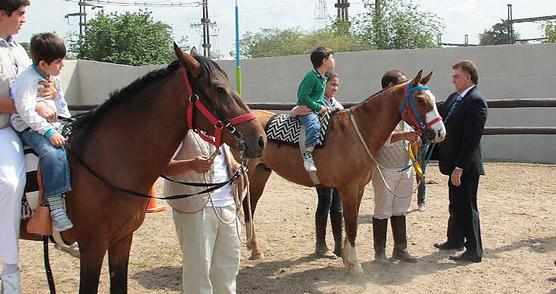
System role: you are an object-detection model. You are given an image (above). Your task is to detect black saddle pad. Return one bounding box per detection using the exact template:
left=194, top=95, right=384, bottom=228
left=264, top=111, right=334, bottom=147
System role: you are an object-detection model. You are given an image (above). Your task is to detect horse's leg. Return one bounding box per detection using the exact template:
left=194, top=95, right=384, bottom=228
left=79, top=244, right=109, bottom=294
left=337, top=185, right=365, bottom=276
left=107, top=234, right=134, bottom=294
left=243, top=161, right=272, bottom=260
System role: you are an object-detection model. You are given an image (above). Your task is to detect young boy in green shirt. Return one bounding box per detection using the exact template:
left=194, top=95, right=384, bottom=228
left=296, top=47, right=335, bottom=172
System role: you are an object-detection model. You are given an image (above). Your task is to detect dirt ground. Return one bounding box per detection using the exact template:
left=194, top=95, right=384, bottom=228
left=15, top=162, right=556, bottom=293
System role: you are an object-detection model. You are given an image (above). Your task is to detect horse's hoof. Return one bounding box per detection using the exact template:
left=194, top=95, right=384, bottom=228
left=348, top=264, right=364, bottom=277
left=249, top=251, right=265, bottom=260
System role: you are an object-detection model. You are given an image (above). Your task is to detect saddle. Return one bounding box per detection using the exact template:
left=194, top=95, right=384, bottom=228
left=22, top=146, right=80, bottom=258
left=264, top=110, right=335, bottom=147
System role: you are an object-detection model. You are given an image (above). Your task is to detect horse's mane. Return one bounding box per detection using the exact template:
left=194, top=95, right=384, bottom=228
left=67, top=55, right=224, bottom=146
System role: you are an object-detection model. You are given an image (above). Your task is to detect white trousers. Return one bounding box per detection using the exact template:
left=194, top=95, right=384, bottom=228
left=372, top=167, right=413, bottom=219
left=173, top=204, right=240, bottom=294
left=0, top=128, right=25, bottom=265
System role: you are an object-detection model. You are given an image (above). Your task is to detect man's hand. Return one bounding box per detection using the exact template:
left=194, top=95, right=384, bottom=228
left=37, top=80, right=57, bottom=99
left=290, top=105, right=313, bottom=118
left=190, top=156, right=213, bottom=174
left=49, top=132, right=66, bottom=147
left=36, top=102, right=57, bottom=122
left=450, top=167, right=463, bottom=187
left=403, top=131, right=419, bottom=143
left=318, top=106, right=330, bottom=114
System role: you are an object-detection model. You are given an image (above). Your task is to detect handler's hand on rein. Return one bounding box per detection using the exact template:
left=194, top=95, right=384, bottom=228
left=191, top=156, right=213, bottom=174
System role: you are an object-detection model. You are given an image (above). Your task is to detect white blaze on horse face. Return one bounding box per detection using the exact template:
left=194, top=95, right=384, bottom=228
left=424, top=90, right=446, bottom=142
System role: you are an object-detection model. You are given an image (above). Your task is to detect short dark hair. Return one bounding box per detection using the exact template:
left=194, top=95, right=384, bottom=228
left=0, top=0, right=29, bottom=16
left=381, top=69, right=406, bottom=89
left=310, top=47, right=333, bottom=69
left=325, top=71, right=340, bottom=81
left=30, top=33, right=66, bottom=65
left=453, top=60, right=479, bottom=84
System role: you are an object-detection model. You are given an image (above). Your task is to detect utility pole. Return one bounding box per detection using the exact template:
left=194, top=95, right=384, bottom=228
left=507, top=4, right=514, bottom=44
left=191, top=0, right=216, bottom=57
left=65, top=0, right=102, bottom=39
left=335, top=0, right=350, bottom=22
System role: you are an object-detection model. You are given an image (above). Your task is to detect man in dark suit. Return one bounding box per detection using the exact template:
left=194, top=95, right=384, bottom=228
left=434, top=60, right=488, bottom=263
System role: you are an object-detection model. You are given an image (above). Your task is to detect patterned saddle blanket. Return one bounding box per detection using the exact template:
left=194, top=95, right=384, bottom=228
left=265, top=111, right=335, bottom=147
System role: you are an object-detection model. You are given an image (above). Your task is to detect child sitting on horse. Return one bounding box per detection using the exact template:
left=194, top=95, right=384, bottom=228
left=11, top=32, right=72, bottom=232
left=296, top=47, right=335, bottom=172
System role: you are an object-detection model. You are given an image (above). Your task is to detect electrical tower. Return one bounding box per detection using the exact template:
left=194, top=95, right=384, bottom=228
left=335, top=0, right=350, bottom=22
left=190, top=0, right=217, bottom=57
left=314, top=0, right=327, bottom=28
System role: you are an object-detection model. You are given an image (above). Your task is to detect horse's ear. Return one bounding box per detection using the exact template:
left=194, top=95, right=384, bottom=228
left=420, top=71, right=433, bottom=85
left=190, top=47, right=199, bottom=56
left=410, top=70, right=423, bottom=86
left=174, top=42, right=201, bottom=78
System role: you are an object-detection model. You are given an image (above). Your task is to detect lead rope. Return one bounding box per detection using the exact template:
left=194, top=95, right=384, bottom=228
left=349, top=110, right=417, bottom=199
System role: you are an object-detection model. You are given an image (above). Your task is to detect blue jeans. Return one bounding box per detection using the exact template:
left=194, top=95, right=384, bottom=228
left=298, top=112, right=321, bottom=148
left=18, top=129, right=71, bottom=197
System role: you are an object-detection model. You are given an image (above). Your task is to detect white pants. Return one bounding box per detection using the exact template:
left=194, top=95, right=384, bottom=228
left=372, top=167, right=413, bottom=219
left=173, top=204, right=240, bottom=294
left=0, top=127, right=25, bottom=265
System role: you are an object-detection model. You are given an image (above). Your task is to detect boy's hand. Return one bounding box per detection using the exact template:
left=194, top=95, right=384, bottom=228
left=191, top=156, right=213, bottom=173
left=37, top=80, right=57, bottom=99
left=49, top=132, right=66, bottom=147
left=290, top=105, right=312, bottom=118
left=36, top=102, right=57, bottom=122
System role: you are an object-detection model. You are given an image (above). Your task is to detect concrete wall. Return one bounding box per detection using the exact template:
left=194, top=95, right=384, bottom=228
left=59, top=43, right=556, bottom=163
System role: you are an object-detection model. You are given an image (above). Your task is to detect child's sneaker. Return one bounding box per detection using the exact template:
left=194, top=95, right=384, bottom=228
left=51, top=208, right=73, bottom=232
left=303, top=152, right=317, bottom=172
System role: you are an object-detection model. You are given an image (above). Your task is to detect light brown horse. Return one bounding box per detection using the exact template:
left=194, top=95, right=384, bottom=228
left=20, top=46, right=266, bottom=293
left=243, top=71, right=445, bottom=275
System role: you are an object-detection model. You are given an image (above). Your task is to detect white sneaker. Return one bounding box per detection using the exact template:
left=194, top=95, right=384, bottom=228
left=303, top=152, right=317, bottom=172
left=1, top=270, right=21, bottom=294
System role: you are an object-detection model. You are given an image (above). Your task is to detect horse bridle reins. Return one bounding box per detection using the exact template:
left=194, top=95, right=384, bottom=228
left=180, top=68, right=256, bottom=160
left=349, top=82, right=441, bottom=198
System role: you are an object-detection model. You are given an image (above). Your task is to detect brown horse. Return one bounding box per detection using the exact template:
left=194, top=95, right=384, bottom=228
left=243, top=71, right=445, bottom=275
left=20, top=46, right=266, bottom=293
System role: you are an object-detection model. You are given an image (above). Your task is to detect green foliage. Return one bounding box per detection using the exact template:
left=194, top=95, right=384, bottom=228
left=543, top=21, right=556, bottom=43
left=20, top=42, right=30, bottom=56
left=240, top=0, right=443, bottom=58
left=356, top=0, right=444, bottom=50
left=479, top=21, right=519, bottom=45
left=70, top=10, right=177, bottom=66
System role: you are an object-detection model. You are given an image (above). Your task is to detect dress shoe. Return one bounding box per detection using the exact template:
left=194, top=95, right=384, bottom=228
left=433, top=242, right=464, bottom=251
left=448, top=251, right=482, bottom=263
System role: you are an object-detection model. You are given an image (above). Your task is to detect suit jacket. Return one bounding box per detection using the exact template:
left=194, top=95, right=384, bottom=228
left=437, top=86, right=488, bottom=176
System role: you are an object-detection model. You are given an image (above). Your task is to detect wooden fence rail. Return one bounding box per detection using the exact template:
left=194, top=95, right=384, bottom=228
left=69, top=98, right=556, bottom=135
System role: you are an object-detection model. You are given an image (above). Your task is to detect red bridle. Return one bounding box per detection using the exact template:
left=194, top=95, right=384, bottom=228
left=180, top=68, right=256, bottom=149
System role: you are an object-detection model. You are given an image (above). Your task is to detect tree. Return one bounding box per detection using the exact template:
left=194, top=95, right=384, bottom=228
left=479, top=21, right=519, bottom=45
left=543, top=21, right=556, bottom=43
left=70, top=10, right=178, bottom=66
left=356, top=0, right=444, bottom=50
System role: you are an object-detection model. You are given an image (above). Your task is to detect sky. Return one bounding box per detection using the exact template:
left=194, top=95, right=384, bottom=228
left=17, top=0, right=556, bottom=58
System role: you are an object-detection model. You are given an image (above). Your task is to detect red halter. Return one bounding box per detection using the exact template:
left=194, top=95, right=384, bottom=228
left=180, top=68, right=257, bottom=149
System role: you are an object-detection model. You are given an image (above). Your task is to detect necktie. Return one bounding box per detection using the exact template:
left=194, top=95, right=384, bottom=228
left=445, top=94, right=463, bottom=123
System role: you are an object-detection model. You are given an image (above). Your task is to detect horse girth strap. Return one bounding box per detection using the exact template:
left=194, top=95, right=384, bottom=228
left=66, top=145, right=247, bottom=201
left=180, top=68, right=256, bottom=149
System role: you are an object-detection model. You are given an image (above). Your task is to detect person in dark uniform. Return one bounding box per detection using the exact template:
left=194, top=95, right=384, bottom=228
left=434, top=60, right=487, bottom=263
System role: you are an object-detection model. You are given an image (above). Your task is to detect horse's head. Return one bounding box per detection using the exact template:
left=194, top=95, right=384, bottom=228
left=400, top=70, right=446, bottom=143
left=173, top=45, right=266, bottom=159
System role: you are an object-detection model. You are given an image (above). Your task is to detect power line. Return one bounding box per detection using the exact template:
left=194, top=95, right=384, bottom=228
left=65, top=0, right=200, bottom=7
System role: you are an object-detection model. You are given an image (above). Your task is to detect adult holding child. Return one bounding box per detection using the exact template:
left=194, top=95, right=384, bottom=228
left=0, top=1, right=57, bottom=292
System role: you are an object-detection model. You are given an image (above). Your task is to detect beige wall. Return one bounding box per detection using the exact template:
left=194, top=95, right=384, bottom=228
left=60, top=43, right=556, bottom=163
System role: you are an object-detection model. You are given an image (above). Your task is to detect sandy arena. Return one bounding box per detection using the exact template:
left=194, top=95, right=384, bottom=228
left=17, top=162, right=556, bottom=293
